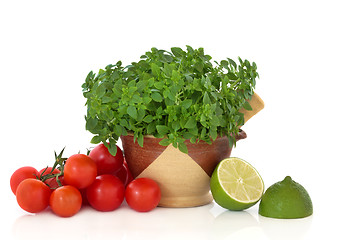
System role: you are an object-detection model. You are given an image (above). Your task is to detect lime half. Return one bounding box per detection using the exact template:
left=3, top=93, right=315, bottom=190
left=210, top=157, right=264, bottom=210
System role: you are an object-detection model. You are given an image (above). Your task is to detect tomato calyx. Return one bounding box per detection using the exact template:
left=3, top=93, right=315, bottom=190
left=38, top=147, right=67, bottom=189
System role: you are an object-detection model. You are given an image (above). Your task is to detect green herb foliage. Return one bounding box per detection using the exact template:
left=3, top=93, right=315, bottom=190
left=82, top=46, right=259, bottom=155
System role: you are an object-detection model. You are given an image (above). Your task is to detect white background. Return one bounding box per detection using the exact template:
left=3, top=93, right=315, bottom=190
left=1, top=0, right=359, bottom=239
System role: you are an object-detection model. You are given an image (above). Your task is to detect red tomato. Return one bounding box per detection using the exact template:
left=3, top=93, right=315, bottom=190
left=79, top=188, right=89, bottom=206
left=125, top=178, right=161, bottom=212
left=39, top=167, right=60, bottom=176
left=50, top=185, right=82, bottom=217
left=124, top=161, right=134, bottom=184
left=64, top=154, right=97, bottom=189
left=115, top=161, right=133, bottom=187
left=86, top=174, right=125, bottom=212
left=39, top=167, right=63, bottom=191
left=89, top=143, right=124, bottom=175
left=39, top=167, right=61, bottom=176
left=115, top=165, right=128, bottom=186
left=46, top=176, right=66, bottom=191
left=10, top=167, right=40, bottom=195
left=16, top=178, right=51, bottom=213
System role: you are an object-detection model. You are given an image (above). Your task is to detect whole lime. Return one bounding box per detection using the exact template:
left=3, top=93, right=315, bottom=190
left=258, top=176, right=313, bottom=219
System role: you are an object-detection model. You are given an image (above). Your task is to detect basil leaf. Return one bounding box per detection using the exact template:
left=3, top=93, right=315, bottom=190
left=178, top=142, right=188, bottom=154
left=243, top=101, right=253, bottom=111
left=171, top=47, right=185, bottom=57
left=127, top=106, right=138, bottom=119
left=143, top=115, right=153, bottom=123
left=181, top=99, right=192, bottom=109
left=151, top=92, right=163, bottom=102
left=184, top=117, right=197, bottom=129
left=156, top=125, right=169, bottom=135
left=151, top=63, right=161, bottom=77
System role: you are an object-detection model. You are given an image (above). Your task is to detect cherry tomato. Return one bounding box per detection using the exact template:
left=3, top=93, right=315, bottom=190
left=64, top=154, right=97, bottom=189
left=46, top=176, right=66, bottom=191
left=89, top=143, right=124, bottom=175
left=79, top=188, right=89, bottom=206
left=86, top=174, right=125, bottom=212
left=125, top=178, right=161, bottom=212
left=39, top=167, right=64, bottom=191
left=115, top=161, right=134, bottom=187
left=124, top=161, right=134, bottom=184
left=39, top=167, right=61, bottom=176
left=16, top=178, right=51, bottom=213
left=10, top=167, right=40, bottom=195
left=50, top=185, right=82, bottom=217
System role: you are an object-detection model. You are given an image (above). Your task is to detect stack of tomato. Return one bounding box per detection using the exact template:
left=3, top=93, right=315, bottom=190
left=10, top=144, right=161, bottom=217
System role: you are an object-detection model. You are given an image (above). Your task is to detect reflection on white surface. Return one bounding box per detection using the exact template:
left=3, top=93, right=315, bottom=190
left=12, top=203, right=313, bottom=240
left=259, top=215, right=313, bottom=240
left=12, top=203, right=215, bottom=240
left=121, top=203, right=215, bottom=240
left=13, top=207, right=126, bottom=240
left=210, top=210, right=261, bottom=239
